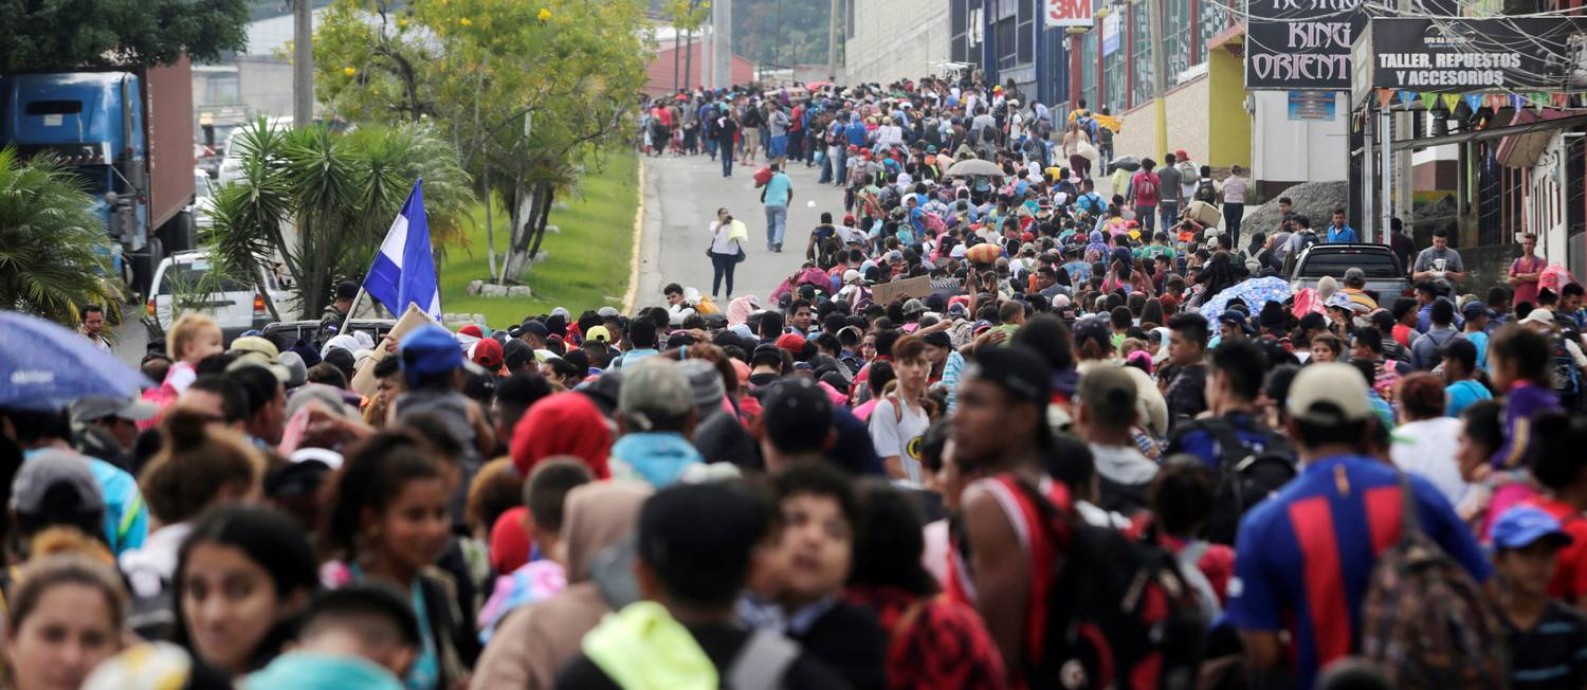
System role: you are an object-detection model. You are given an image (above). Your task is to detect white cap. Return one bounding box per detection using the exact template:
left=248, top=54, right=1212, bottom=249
left=1287, top=362, right=1373, bottom=426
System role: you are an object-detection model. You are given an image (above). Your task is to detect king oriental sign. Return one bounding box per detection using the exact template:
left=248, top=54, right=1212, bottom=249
left=1245, top=0, right=1367, bottom=90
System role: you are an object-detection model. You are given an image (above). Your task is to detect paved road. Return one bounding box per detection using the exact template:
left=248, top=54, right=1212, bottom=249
left=633, top=153, right=847, bottom=311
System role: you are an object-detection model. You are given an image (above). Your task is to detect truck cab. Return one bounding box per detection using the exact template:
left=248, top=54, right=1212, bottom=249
left=0, top=62, right=196, bottom=296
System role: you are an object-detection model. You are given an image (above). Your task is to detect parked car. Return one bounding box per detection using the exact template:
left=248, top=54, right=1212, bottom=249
left=1288, top=243, right=1410, bottom=300
left=144, top=249, right=297, bottom=345
left=192, top=169, right=216, bottom=230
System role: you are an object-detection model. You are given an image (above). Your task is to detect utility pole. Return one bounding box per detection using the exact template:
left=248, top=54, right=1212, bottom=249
left=1145, top=0, right=1167, bottom=159
left=713, top=0, right=732, bottom=89
left=826, top=0, right=840, bottom=81
left=293, top=0, right=314, bottom=127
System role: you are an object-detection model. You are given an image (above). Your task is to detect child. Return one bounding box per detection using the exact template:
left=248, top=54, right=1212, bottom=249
left=1148, top=460, right=1235, bottom=616
left=142, top=314, right=224, bottom=427
left=163, top=313, right=224, bottom=394
left=1490, top=505, right=1587, bottom=690
left=244, top=585, right=423, bottom=690
left=476, top=459, right=592, bottom=641
left=1487, top=326, right=1563, bottom=469
left=764, top=463, right=887, bottom=690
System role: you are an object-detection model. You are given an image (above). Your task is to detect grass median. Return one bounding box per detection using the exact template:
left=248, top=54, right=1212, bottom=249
left=439, top=150, right=639, bottom=328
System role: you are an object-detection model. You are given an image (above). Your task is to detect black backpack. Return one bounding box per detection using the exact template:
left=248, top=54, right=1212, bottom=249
left=1012, top=480, right=1208, bottom=690
left=1194, top=179, right=1217, bottom=204
left=1182, top=418, right=1297, bottom=545
left=1297, top=230, right=1320, bottom=253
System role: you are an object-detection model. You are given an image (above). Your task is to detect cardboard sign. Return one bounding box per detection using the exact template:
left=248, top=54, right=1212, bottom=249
left=349, top=304, right=436, bottom=397
left=870, top=275, right=935, bottom=306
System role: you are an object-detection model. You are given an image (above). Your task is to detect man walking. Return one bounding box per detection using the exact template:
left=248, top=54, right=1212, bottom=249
left=761, top=163, right=792, bottom=253
left=714, top=109, right=739, bottom=178
left=1128, top=158, right=1162, bottom=234
left=1222, top=164, right=1248, bottom=245
left=1156, top=152, right=1183, bottom=232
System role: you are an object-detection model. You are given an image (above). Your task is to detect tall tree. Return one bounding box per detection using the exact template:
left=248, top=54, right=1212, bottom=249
left=0, top=148, right=118, bottom=325
left=0, top=0, right=251, bottom=70
left=204, top=120, right=472, bottom=319
left=314, top=0, right=650, bottom=284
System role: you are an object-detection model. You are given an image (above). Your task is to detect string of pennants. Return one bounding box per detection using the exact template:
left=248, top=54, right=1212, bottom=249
left=1372, top=89, right=1587, bottom=113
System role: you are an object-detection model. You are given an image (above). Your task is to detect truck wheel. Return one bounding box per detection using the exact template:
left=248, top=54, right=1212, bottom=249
left=160, top=211, right=197, bottom=254
left=133, top=238, right=165, bottom=299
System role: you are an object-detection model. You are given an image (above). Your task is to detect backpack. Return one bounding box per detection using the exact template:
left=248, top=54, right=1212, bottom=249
left=1134, top=173, right=1158, bottom=202
left=1549, top=332, right=1581, bottom=396
left=1360, top=473, right=1507, bottom=690
left=1012, top=479, right=1208, bottom=690
left=1184, top=418, right=1298, bottom=546
left=753, top=166, right=773, bottom=188
left=1193, top=179, right=1217, bottom=204
left=1297, top=230, right=1320, bottom=253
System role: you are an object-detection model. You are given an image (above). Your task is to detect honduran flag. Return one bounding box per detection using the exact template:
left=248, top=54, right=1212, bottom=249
left=363, top=179, right=442, bottom=321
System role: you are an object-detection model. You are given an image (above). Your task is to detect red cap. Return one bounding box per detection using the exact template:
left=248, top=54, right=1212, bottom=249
left=1175, top=149, right=1189, bottom=160
left=471, top=338, right=504, bottom=369
left=458, top=324, right=484, bottom=338
left=843, top=214, right=856, bottom=226
left=489, top=507, right=531, bottom=573
left=775, top=333, right=808, bottom=354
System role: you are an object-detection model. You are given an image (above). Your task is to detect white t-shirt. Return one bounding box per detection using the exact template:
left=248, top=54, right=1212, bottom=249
left=1390, top=417, right=1468, bottom=507
left=709, top=221, right=739, bottom=255
left=869, top=396, right=930, bottom=483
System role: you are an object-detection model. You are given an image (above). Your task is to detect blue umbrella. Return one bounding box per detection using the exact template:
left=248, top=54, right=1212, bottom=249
left=0, top=311, right=150, bottom=410
left=1198, top=276, right=1294, bottom=321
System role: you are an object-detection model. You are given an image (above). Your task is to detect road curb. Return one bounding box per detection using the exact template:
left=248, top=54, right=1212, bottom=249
left=621, top=158, right=646, bottom=314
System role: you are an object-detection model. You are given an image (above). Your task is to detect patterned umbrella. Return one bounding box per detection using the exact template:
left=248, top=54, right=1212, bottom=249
left=1198, top=276, right=1294, bottom=321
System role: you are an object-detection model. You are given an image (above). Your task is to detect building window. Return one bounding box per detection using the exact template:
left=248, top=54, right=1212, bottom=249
left=1102, top=9, right=1125, bottom=114
left=1164, top=0, right=1190, bottom=84
left=1082, top=29, right=1097, bottom=109
left=951, top=0, right=969, bottom=63
left=996, top=16, right=1018, bottom=70
left=1197, top=0, right=1230, bottom=64
left=1016, top=0, right=1034, bottom=66
left=1130, top=0, right=1154, bottom=107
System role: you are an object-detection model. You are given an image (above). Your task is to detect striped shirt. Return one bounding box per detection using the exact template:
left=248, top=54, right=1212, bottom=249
left=1222, top=175, right=1248, bottom=204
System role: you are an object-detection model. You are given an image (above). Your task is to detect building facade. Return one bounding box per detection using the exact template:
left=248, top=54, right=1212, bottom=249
left=844, top=0, right=950, bottom=86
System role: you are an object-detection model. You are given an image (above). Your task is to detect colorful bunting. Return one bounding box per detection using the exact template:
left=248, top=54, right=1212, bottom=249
left=1421, top=91, right=1439, bottom=110
left=1552, top=92, right=1568, bottom=108
left=1440, top=93, right=1461, bottom=112
left=1512, top=93, right=1527, bottom=111
left=1533, top=92, right=1549, bottom=110
left=1464, top=93, right=1484, bottom=113
left=1377, top=88, right=1395, bottom=109
left=1398, top=90, right=1418, bottom=108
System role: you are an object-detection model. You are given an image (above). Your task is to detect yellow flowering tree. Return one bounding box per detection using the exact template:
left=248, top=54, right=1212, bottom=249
left=314, top=0, right=651, bottom=283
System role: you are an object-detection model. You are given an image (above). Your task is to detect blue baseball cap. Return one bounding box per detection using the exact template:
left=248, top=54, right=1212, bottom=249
left=1492, top=505, right=1573, bottom=551
left=399, top=325, right=464, bottom=381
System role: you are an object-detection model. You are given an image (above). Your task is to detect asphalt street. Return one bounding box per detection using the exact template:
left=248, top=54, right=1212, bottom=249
left=632, top=152, right=848, bottom=312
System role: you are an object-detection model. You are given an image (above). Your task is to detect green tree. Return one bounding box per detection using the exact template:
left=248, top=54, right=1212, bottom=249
left=0, top=0, right=251, bottom=71
left=0, top=147, right=118, bottom=325
left=734, top=0, right=830, bottom=69
left=314, top=0, right=650, bottom=284
left=205, top=120, right=472, bottom=319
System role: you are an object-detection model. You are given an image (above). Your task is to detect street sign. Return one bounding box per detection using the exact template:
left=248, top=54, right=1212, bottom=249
left=1045, top=0, right=1093, bottom=29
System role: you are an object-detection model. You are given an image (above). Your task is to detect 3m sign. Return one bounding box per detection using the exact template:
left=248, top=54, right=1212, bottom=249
left=1046, top=0, right=1093, bottom=28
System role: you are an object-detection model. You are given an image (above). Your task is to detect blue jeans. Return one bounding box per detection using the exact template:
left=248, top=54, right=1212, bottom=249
left=721, top=147, right=733, bottom=177
left=1159, top=200, right=1180, bottom=233
left=705, top=137, right=718, bottom=160
left=765, top=205, right=787, bottom=249
left=833, top=146, right=848, bottom=185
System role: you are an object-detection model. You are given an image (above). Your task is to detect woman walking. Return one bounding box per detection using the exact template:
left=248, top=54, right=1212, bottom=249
left=708, top=207, right=748, bottom=300
left=1063, top=121, right=1093, bottom=181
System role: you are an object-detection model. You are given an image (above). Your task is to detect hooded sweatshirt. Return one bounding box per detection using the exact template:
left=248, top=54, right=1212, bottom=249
left=245, top=653, right=404, bottom=690
left=510, top=393, right=614, bottom=480
left=468, top=482, right=652, bottom=690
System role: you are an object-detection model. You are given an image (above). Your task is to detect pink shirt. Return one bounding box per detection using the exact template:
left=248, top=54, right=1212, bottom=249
left=1511, top=254, right=1546, bottom=306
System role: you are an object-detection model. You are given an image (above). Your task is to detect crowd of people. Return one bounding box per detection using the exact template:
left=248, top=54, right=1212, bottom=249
left=7, top=73, right=1587, bottom=690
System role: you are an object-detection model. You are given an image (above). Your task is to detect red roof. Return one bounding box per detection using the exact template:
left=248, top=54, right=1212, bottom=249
left=645, top=43, right=754, bottom=96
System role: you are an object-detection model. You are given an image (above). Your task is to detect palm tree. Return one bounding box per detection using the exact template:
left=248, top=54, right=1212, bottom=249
left=206, top=120, right=473, bottom=320
left=0, top=147, right=118, bottom=325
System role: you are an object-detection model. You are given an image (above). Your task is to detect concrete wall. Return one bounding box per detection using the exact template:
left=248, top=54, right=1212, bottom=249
left=1251, top=90, right=1348, bottom=194
left=1461, top=243, right=1522, bottom=299
left=844, top=0, right=949, bottom=86
left=1113, top=75, right=1209, bottom=163
left=236, top=57, right=295, bottom=119
left=1205, top=49, right=1250, bottom=172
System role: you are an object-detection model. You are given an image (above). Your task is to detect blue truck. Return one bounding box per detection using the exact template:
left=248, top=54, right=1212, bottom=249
left=0, top=59, right=197, bottom=295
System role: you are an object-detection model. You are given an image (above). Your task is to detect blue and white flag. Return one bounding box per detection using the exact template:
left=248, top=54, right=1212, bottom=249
left=363, top=179, right=441, bottom=320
